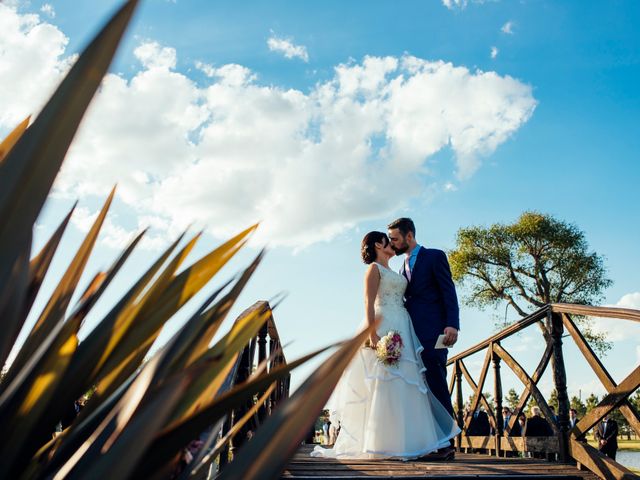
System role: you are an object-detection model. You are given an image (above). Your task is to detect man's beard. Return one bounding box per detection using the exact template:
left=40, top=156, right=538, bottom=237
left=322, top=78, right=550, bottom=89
left=392, top=244, right=409, bottom=255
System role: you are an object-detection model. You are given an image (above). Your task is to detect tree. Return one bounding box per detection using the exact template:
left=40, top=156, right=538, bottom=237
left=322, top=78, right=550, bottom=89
left=450, top=212, right=613, bottom=353
left=585, top=393, right=600, bottom=413
left=570, top=395, right=587, bottom=417
left=548, top=388, right=559, bottom=411
left=505, top=388, right=520, bottom=411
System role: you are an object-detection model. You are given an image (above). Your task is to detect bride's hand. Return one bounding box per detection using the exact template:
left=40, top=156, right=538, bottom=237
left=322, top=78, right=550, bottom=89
left=368, top=332, right=381, bottom=348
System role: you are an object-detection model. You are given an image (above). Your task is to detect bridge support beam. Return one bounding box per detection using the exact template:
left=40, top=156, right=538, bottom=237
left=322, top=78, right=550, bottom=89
left=492, top=343, right=503, bottom=457
left=455, top=361, right=464, bottom=452
left=549, top=311, right=570, bottom=463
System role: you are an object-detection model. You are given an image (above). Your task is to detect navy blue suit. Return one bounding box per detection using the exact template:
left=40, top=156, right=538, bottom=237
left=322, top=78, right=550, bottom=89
left=402, top=247, right=459, bottom=418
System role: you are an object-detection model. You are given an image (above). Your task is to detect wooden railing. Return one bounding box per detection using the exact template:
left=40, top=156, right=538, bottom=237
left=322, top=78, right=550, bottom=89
left=447, top=303, right=640, bottom=480
left=186, top=301, right=290, bottom=479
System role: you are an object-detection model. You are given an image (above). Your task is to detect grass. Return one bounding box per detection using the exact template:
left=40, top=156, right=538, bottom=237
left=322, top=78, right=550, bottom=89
left=585, top=435, right=640, bottom=452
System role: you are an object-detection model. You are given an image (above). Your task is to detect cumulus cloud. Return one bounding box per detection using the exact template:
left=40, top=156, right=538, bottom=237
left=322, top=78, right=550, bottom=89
left=501, top=21, right=515, bottom=34
left=442, top=0, right=492, bottom=10
left=0, top=3, right=75, bottom=127
left=591, top=292, right=640, bottom=342
left=40, top=4, right=55, bottom=18
left=490, top=46, right=499, bottom=59
left=267, top=35, right=309, bottom=62
left=1, top=5, right=537, bottom=249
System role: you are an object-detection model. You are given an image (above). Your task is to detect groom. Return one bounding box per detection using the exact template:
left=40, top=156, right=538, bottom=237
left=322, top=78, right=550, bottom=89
left=388, top=217, right=460, bottom=460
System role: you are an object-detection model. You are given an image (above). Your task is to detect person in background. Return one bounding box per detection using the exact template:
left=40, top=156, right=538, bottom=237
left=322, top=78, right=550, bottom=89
left=502, top=407, right=521, bottom=437
left=322, top=417, right=331, bottom=445
left=595, top=414, right=619, bottom=460
left=524, top=406, right=553, bottom=459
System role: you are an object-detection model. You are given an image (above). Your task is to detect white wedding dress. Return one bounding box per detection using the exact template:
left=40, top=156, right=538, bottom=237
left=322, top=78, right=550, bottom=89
left=311, top=262, right=460, bottom=460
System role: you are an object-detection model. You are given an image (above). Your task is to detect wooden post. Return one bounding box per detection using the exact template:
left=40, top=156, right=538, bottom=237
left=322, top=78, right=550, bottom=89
left=549, top=311, right=570, bottom=462
left=219, top=413, right=233, bottom=469
left=257, top=324, right=269, bottom=422
left=455, top=361, right=464, bottom=451
left=492, top=342, right=504, bottom=457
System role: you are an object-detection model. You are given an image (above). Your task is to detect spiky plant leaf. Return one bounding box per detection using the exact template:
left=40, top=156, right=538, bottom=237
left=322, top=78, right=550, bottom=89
left=7, top=188, right=115, bottom=382
left=21, top=204, right=76, bottom=325
left=218, top=324, right=375, bottom=480
left=0, top=117, right=29, bottom=164
left=89, top=225, right=257, bottom=405
left=131, top=343, right=334, bottom=478
left=0, top=0, right=139, bottom=373
left=0, top=312, right=82, bottom=477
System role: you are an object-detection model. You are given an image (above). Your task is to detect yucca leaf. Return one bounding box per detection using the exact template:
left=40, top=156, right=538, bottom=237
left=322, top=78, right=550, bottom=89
left=50, top=354, right=185, bottom=480
left=89, top=225, right=257, bottom=406
left=0, top=117, right=30, bottom=164
left=22, top=204, right=77, bottom=324
left=0, top=314, right=82, bottom=477
left=156, top=251, right=265, bottom=383
left=0, top=241, right=30, bottom=377
left=187, top=382, right=277, bottom=479
left=131, top=343, right=335, bottom=478
left=86, top=233, right=202, bottom=403
left=70, top=231, right=185, bottom=389
left=165, top=299, right=272, bottom=425
left=218, top=325, right=375, bottom=480
left=0, top=1, right=139, bottom=374
left=16, top=228, right=148, bottom=465
left=7, top=188, right=115, bottom=382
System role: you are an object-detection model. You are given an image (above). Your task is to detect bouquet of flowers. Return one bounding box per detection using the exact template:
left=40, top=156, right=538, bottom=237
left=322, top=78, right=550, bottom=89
left=375, top=330, right=404, bottom=367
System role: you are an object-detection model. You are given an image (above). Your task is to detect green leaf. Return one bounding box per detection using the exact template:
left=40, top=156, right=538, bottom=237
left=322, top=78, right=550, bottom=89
left=130, top=343, right=335, bottom=478
left=7, top=188, right=115, bottom=381
left=0, top=1, right=140, bottom=372
left=218, top=325, right=374, bottom=480
left=0, top=117, right=29, bottom=164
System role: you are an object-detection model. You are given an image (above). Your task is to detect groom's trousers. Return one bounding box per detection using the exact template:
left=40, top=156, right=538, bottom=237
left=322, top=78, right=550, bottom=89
left=421, top=347, right=454, bottom=415
left=421, top=348, right=455, bottom=448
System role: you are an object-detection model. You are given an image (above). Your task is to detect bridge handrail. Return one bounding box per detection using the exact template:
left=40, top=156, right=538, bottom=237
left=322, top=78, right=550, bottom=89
left=187, top=301, right=290, bottom=478
left=447, top=303, right=640, bottom=480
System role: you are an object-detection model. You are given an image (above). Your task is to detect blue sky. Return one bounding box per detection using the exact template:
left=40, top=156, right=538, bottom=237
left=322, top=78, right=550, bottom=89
left=2, top=0, right=639, bottom=404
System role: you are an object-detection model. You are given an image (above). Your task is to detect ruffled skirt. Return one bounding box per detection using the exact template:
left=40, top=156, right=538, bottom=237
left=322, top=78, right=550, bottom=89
left=311, top=306, right=460, bottom=460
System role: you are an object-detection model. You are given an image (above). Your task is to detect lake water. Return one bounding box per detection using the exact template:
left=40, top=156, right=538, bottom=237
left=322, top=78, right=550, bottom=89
left=618, top=450, right=640, bottom=470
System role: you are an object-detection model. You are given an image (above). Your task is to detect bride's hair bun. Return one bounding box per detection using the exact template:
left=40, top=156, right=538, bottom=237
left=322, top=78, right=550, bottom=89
left=361, top=231, right=389, bottom=264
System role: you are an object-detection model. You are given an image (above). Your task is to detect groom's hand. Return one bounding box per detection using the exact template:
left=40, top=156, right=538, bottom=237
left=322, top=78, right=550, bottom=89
left=443, top=327, right=458, bottom=347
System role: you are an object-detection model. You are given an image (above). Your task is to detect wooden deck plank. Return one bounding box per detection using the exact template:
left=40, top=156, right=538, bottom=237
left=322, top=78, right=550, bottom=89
left=282, top=446, right=601, bottom=479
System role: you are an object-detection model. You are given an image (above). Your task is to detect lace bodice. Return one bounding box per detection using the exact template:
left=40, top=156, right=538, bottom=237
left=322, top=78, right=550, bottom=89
left=373, top=263, right=408, bottom=310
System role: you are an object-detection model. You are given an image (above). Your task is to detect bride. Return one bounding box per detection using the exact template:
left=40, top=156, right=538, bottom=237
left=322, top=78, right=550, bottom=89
left=311, top=231, right=460, bottom=460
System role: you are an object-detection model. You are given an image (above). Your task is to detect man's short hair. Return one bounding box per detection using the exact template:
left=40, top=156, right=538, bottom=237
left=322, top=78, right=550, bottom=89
left=531, top=406, right=541, bottom=416
left=388, top=217, right=416, bottom=236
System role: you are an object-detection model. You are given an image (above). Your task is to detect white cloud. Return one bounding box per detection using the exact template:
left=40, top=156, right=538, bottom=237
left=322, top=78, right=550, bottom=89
left=196, top=61, right=256, bottom=86
left=501, top=21, right=515, bottom=35
left=490, top=46, right=499, bottom=59
left=0, top=3, right=76, bottom=127
left=442, top=0, right=468, bottom=8
left=442, top=0, right=492, bottom=10
left=267, top=35, right=309, bottom=62
left=590, top=292, right=640, bottom=342
left=134, top=41, right=176, bottom=70
left=40, top=4, right=55, bottom=18
left=1, top=5, right=537, bottom=249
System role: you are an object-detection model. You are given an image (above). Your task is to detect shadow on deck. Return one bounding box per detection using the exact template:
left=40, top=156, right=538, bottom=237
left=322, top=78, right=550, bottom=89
left=282, top=445, right=600, bottom=479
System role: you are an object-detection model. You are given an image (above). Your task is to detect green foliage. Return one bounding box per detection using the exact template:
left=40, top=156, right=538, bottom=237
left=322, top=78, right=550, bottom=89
left=505, top=388, right=520, bottom=411
left=548, top=388, right=559, bottom=411
left=585, top=393, right=600, bottom=413
left=570, top=395, right=587, bottom=417
left=449, top=211, right=613, bottom=353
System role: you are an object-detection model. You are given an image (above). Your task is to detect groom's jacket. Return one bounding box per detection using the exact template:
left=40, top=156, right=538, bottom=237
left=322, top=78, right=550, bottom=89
left=402, top=247, right=460, bottom=345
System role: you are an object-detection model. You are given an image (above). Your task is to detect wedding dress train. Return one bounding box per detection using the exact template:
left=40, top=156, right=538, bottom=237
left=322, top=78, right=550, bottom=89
left=311, top=262, right=460, bottom=460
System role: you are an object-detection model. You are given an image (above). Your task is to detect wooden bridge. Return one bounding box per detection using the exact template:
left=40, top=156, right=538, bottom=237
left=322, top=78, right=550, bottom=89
left=213, top=303, right=640, bottom=479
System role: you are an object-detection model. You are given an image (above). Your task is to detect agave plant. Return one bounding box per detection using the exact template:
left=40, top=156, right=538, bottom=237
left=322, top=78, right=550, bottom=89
left=0, top=1, right=375, bottom=479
